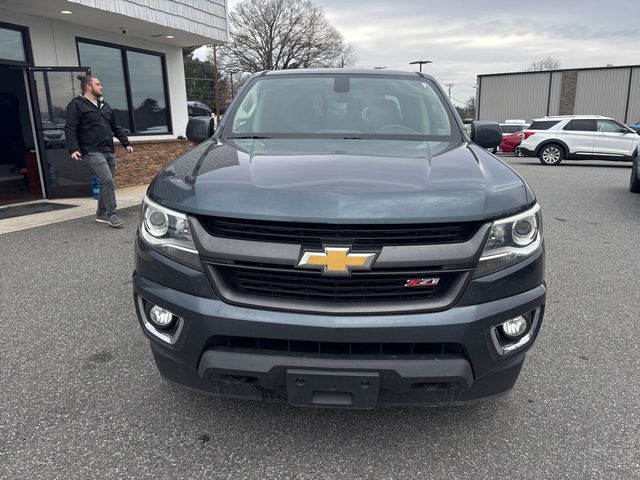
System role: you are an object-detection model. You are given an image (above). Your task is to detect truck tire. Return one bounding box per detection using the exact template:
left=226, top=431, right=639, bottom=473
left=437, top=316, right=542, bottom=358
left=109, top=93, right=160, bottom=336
left=538, top=144, right=564, bottom=166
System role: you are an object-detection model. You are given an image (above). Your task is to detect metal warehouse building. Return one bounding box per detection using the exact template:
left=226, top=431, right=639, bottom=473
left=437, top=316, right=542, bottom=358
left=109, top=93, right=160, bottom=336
left=476, top=65, right=640, bottom=125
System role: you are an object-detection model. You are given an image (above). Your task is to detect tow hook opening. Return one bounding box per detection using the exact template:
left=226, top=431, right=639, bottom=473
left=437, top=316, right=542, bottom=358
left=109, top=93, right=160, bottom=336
left=218, top=374, right=260, bottom=385
left=411, top=381, right=458, bottom=391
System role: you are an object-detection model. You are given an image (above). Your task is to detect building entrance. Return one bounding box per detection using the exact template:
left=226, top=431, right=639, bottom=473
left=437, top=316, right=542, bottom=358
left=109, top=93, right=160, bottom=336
left=28, top=67, right=94, bottom=199
left=0, top=65, right=41, bottom=206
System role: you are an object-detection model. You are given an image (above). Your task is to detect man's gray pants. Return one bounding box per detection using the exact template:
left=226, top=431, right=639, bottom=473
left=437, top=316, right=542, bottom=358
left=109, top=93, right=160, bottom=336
left=84, top=152, right=117, bottom=217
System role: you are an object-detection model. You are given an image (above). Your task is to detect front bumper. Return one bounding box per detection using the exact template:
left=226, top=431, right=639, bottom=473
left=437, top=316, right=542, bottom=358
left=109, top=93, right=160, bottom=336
left=133, top=238, right=546, bottom=408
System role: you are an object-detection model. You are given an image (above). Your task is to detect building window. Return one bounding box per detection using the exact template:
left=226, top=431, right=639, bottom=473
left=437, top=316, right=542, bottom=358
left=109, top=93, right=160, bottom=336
left=77, top=42, right=131, bottom=132
left=127, top=52, right=169, bottom=134
left=77, top=38, right=171, bottom=135
left=0, top=22, right=30, bottom=64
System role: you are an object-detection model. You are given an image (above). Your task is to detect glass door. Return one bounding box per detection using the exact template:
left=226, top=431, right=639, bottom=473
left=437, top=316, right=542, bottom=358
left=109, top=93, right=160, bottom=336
left=28, top=67, right=95, bottom=198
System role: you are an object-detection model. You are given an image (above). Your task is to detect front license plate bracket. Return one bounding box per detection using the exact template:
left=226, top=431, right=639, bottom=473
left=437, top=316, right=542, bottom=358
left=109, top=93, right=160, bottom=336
left=286, top=369, right=380, bottom=409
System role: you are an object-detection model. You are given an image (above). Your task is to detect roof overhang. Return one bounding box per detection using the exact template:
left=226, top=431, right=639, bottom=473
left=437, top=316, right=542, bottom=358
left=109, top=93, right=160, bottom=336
left=0, top=0, right=226, bottom=47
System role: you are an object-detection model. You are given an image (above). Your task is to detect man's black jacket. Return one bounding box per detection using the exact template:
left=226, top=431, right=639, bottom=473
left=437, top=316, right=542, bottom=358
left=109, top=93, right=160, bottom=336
left=64, top=95, right=130, bottom=155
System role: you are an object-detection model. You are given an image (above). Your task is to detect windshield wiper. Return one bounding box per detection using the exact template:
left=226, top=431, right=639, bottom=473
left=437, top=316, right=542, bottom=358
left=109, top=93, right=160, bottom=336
left=226, top=135, right=271, bottom=139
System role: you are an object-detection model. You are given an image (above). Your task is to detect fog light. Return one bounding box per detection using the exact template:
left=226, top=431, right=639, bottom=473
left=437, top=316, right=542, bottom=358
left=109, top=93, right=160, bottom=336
left=501, top=316, right=527, bottom=338
left=149, top=305, right=175, bottom=329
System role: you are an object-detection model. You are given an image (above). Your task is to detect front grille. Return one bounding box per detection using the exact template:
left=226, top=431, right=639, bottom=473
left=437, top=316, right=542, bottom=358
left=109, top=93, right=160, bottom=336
left=198, top=216, right=481, bottom=248
left=214, top=265, right=455, bottom=303
left=208, top=335, right=465, bottom=359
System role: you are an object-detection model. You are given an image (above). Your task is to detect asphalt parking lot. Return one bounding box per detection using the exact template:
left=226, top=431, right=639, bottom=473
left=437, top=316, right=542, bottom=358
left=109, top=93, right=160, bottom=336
left=1, top=156, right=639, bottom=479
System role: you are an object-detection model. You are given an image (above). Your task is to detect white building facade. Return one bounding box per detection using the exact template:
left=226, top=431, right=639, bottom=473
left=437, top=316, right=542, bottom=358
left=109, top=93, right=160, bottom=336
left=0, top=0, right=228, bottom=204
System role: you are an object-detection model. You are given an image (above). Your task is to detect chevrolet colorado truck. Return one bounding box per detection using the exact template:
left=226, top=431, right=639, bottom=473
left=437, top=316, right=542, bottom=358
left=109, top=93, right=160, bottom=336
left=133, top=69, right=545, bottom=408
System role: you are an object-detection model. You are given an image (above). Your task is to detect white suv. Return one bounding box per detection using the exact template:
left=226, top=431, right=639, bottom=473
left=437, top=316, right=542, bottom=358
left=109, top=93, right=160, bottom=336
left=499, top=119, right=529, bottom=134
left=519, top=115, right=640, bottom=165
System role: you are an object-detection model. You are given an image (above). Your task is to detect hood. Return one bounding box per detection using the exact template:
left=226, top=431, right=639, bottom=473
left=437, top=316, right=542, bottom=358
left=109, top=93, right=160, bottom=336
left=150, top=138, right=532, bottom=223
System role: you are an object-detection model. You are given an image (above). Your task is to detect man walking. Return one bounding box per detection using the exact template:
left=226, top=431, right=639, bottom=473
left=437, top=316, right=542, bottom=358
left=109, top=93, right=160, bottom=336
left=65, top=75, right=133, bottom=228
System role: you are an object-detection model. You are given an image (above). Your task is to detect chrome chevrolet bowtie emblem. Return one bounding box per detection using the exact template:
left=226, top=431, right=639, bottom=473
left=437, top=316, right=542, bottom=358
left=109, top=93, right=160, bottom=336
left=297, top=247, right=378, bottom=275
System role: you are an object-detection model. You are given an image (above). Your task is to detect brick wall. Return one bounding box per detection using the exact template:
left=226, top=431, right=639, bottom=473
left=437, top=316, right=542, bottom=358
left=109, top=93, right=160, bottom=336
left=114, top=139, right=191, bottom=188
left=559, top=71, right=578, bottom=115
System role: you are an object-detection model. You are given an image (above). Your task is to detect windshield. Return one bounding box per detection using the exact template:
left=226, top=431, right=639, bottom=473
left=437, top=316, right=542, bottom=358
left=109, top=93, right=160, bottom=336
left=223, top=74, right=461, bottom=143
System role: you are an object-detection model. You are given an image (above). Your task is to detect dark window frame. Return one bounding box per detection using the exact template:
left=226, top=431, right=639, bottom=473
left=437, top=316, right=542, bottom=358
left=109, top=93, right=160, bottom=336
left=528, top=120, right=560, bottom=130
left=563, top=119, right=597, bottom=132
left=0, top=21, right=33, bottom=66
left=75, top=37, right=173, bottom=136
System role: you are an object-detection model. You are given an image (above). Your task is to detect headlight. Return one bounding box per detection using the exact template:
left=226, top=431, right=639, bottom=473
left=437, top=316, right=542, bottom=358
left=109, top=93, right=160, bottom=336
left=144, top=208, right=169, bottom=237
left=474, top=204, right=542, bottom=278
left=139, top=196, right=202, bottom=270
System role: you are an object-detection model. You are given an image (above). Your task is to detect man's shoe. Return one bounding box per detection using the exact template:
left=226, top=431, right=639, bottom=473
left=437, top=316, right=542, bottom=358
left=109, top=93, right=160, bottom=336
left=96, top=213, right=109, bottom=224
left=107, top=214, right=124, bottom=228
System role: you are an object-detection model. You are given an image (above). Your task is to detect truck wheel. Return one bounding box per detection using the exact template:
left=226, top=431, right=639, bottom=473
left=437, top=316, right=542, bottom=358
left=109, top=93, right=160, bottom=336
left=538, top=144, right=564, bottom=165
left=630, top=155, right=640, bottom=193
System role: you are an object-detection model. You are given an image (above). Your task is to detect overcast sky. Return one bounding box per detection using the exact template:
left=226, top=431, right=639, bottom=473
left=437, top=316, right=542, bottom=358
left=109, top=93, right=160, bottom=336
left=221, top=0, right=639, bottom=106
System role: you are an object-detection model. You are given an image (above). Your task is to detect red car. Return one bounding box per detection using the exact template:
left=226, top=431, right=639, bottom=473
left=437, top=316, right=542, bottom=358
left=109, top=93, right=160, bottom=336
left=500, top=131, right=525, bottom=156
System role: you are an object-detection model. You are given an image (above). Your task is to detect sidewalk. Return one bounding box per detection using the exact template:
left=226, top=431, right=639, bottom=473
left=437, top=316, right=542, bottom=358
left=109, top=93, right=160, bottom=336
left=0, top=184, right=148, bottom=235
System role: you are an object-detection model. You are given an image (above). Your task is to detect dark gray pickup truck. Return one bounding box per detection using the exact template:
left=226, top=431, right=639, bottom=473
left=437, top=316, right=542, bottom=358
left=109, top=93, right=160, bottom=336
left=133, top=69, right=545, bottom=408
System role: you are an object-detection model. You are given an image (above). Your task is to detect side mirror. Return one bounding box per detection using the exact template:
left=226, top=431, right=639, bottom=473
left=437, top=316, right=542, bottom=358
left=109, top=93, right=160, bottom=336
left=186, top=116, right=215, bottom=144
left=470, top=121, right=503, bottom=149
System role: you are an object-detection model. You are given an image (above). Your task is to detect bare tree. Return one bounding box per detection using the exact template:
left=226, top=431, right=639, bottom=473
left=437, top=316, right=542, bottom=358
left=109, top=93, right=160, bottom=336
left=226, top=0, right=356, bottom=72
left=526, top=57, right=562, bottom=72
left=455, top=95, right=476, bottom=121
left=335, top=44, right=358, bottom=68
left=466, top=95, right=476, bottom=112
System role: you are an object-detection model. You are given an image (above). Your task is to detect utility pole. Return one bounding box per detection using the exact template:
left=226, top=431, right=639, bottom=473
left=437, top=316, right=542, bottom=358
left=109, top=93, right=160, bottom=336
left=445, top=83, right=454, bottom=99
left=212, top=45, right=221, bottom=125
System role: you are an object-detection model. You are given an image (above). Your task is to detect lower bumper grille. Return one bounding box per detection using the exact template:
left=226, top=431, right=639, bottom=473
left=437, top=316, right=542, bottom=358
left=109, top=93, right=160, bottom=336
left=208, top=335, right=465, bottom=359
